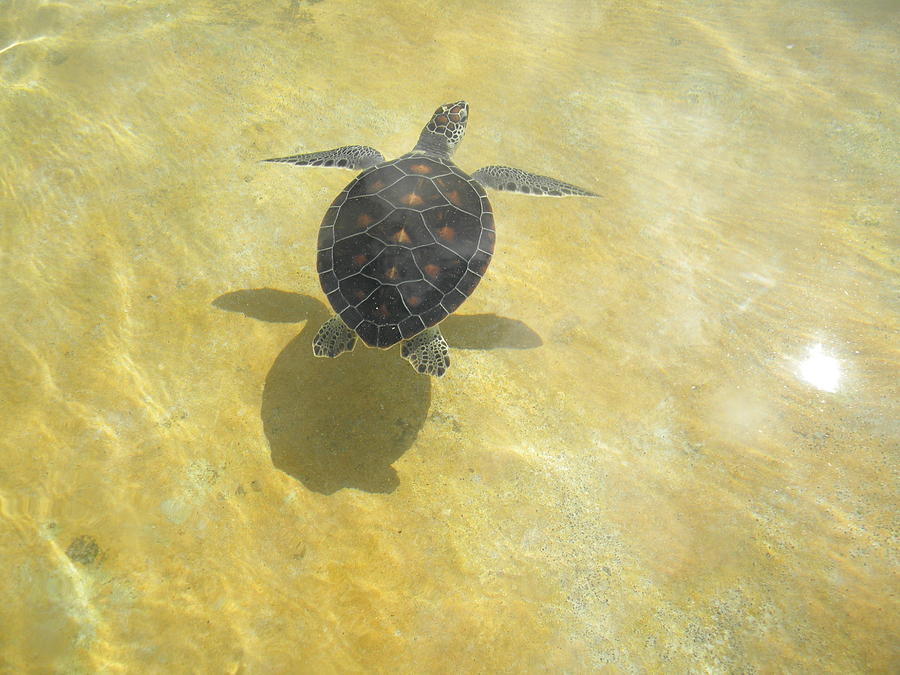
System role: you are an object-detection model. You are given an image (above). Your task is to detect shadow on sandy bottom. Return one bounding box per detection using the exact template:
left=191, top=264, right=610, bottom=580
left=213, top=289, right=540, bottom=494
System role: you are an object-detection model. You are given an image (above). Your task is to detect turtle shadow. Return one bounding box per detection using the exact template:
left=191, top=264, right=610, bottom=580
left=212, top=288, right=541, bottom=494
left=441, top=314, right=543, bottom=350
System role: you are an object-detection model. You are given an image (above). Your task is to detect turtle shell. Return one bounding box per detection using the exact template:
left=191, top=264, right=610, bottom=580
left=316, top=155, right=495, bottom=348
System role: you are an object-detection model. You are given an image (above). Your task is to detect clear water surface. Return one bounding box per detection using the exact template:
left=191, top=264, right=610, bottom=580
left=1, top=0, right=897, bottom=672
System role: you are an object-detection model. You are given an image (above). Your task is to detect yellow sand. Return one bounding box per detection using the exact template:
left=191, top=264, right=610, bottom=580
left=1, top=1, right=897, bottom=671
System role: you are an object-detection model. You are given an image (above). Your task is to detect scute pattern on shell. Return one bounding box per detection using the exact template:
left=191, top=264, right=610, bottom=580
left=316, top=155, right=494, bottom=348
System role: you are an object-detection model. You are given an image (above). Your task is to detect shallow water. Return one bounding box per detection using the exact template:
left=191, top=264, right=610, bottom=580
left=1, top=0, right=897, bottom=672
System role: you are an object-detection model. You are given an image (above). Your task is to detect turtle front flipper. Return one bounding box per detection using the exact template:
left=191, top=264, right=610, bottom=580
left=472, top=165, right=599, bottom=197
left=313, top=316, right=357, bottom=358
left=263, top=145, right=385, bottom=170
left=401, top=326, right=450, bottom=377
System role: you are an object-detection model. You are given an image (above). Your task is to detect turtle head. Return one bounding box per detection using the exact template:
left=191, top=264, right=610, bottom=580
left=414, top=101, right=468, bottom=158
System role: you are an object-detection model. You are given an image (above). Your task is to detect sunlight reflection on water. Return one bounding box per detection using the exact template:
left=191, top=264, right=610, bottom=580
left=797, top=343, right=842, bottom=393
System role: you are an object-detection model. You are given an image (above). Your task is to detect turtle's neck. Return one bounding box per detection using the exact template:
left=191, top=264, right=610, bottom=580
left=412, top=131, right=452, bottom=159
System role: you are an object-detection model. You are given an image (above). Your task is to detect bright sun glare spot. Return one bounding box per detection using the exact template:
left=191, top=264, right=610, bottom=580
left=798, top=344, right=841, bottom=393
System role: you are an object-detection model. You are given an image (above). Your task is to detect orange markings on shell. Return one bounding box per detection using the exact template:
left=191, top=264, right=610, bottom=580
left=407, top=296, right=421, bottom=306
left=386, top=266, right=399, bottom=280
left=393, top=228, right=412, bottom=244
left=409, top=163, right=433, bottom=174
left=399, top=192, right=424, bottom=207
left=446, top=190, right=462, bottom=206
left=424, top=263, right=440, bottom=278
left=438, top=225, right=456, bottom=241
left=357, top=213, right=373, bottom=227
left=352, top=254, right=367, bottom=266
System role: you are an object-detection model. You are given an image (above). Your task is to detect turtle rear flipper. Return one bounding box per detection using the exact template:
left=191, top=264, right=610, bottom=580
left=264, top=145, right=385, bottom=170
left=401, top=327, right=450, bottom=377
left=473, top=165, right=598, bottom=197
left=313, top=316, right=357, bottom=358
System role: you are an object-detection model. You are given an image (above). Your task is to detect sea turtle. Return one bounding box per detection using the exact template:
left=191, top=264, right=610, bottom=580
left=265, top=101, right=597, bottom=377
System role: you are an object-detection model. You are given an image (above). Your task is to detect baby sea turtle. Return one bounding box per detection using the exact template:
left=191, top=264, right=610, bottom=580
left=265, top=101, right=597, bottom=377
